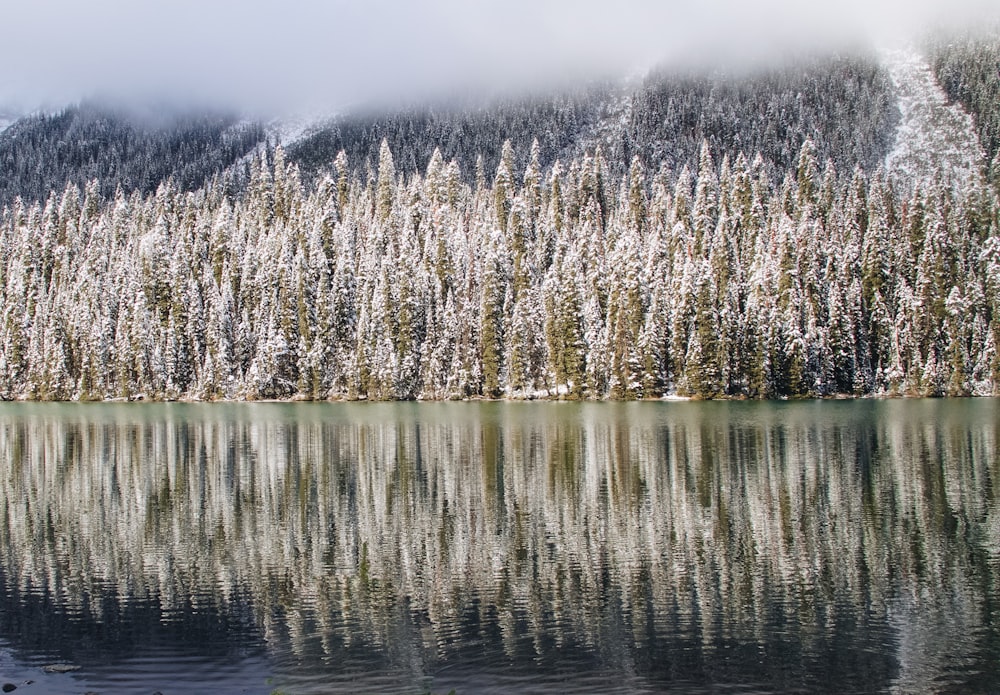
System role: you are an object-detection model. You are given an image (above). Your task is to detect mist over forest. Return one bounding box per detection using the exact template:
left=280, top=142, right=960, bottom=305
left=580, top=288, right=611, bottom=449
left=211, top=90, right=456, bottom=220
left=0, top=12, right=999, bottom=401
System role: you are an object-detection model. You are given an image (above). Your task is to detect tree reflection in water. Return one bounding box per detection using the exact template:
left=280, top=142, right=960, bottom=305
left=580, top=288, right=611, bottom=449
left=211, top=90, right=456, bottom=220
left=0, top=400, right=997, bottom=693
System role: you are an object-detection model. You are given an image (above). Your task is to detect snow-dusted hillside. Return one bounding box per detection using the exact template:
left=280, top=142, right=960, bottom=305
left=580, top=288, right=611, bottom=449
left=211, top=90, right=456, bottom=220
left=883, top=48, right=986, bottom=191
left=3, top=48, right=993, bottom=208
left=0, top=104, right=264, bottom=208
left=0, top=109, right=19, bottom=135
left=286, top=54, right=898, bottom=184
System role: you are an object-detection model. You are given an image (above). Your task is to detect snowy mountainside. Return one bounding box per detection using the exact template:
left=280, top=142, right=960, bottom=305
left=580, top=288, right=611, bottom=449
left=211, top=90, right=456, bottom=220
left=285, top=53, right=899, bottom=185
left=2, top=40, right=999, bottom=212
left=929, top=32, right=1000, bottom=170
left=285, top=82, right=623, bottom=184
left=884, top=48, right=985, bottom=191
left=2, top=48, right=999, bottom=402
left=0, top=103, right=264, bottom=209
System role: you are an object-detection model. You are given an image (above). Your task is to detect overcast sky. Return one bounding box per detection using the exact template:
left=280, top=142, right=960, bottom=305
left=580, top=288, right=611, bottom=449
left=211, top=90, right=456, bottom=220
left=0, top=0, right=997, bottom=115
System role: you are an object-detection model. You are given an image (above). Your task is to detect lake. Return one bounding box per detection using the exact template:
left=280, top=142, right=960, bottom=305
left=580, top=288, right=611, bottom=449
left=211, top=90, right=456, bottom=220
left=0, top=400, right=998, bottom=694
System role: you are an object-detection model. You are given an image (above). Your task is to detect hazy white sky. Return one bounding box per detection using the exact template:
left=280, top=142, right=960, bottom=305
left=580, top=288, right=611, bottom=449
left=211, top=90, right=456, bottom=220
left=0, top=0, right=996, bottom=113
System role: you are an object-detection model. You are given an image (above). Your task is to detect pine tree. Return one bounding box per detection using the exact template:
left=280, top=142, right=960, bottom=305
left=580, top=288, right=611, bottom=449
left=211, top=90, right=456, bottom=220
left=480, top=246, right=506, bottom=399
left=944, top=286, right=970, bottom=396
left=681, top=266, right=724, bottom=398
left=692, top=142, right=718, bottom=256
left=494, top=140, right=515, bottom=234
left=376, top=139, right=396, bottom=223
left=795, top=138, right=819, bottom=215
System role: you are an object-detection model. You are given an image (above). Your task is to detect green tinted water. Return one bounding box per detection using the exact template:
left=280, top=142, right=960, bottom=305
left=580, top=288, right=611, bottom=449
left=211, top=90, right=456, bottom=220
left=0, top=400, right=997, bottom=693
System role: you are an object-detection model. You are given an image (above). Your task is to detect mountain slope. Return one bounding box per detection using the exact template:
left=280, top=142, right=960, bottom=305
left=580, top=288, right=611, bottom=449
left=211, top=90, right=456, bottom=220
left=1, top=46, right=998, bottom=402
left=884, top=48, right=985, bottom=191
left=287, top=53, right=898, bottom=184
left=0, top=103, right=264, bottom=209
left=928, top=32, right=1000, bottom=177
left=597, top=54, right=897, bottom=180
left=1, top=39, right=996, bottom=214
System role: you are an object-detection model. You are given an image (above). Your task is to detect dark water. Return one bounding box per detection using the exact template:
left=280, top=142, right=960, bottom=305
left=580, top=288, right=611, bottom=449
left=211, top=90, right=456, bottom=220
left=0, top=400, right=998, bottom=694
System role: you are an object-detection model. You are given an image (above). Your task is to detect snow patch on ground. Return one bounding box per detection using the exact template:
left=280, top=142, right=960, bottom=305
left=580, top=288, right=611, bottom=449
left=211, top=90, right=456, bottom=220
left=228, top=112, right=336, bottom=171
left=267, top=111, right=337, bottom=148
left=883, top=48, right=985, bottom=192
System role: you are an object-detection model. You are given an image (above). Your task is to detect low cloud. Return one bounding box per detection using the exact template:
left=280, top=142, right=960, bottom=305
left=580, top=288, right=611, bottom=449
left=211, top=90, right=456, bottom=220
left=0, top=0, right=996, bottom=114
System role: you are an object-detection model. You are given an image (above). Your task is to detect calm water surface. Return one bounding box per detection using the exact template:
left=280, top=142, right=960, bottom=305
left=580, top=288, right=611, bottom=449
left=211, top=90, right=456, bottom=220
left=0, top=400, right=998, bottom=694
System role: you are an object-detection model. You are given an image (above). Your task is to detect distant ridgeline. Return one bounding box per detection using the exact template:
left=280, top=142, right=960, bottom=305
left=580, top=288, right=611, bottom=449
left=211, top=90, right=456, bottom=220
left=0, top=48, right=998, bottom=401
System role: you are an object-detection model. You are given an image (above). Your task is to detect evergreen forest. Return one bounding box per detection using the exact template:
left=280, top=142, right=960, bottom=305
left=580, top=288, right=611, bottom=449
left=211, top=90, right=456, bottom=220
left=0, top=42, right=998, bottom=401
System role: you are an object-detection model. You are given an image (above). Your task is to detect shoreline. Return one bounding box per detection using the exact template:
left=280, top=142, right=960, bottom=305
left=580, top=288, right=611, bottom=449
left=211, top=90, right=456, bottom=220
left=1, top=392, right=996, bottom=404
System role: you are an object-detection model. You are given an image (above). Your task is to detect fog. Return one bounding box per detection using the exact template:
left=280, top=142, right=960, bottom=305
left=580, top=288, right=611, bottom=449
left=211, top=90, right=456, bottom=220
left=0, top=0, right=997, bottom=115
